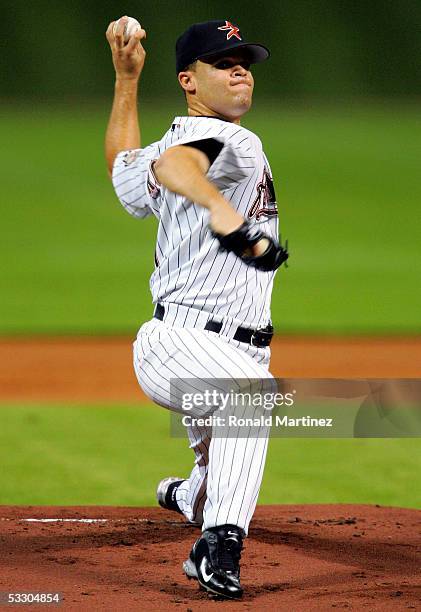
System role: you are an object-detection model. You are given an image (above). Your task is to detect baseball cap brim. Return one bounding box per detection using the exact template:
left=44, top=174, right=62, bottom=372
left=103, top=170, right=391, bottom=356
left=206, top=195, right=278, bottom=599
left=196, top=42, right=270, bottom=66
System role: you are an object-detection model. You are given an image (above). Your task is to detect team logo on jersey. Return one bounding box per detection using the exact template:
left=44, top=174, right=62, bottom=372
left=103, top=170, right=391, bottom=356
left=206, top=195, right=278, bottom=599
left=147, top=160, right=161, bottom=199
left=122, top=149, right=140, bottom=166
left=217, top=21, right=242, bottom=40
left=248, top=168, right=278, bottom=220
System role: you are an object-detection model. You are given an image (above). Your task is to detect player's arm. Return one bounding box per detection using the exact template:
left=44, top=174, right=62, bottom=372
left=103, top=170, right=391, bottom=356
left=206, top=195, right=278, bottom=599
left=105, top=17, right=147, bottom=177
left=154, top=145, right=288, bottom=268
left=153, top=145, right=263, bottom=245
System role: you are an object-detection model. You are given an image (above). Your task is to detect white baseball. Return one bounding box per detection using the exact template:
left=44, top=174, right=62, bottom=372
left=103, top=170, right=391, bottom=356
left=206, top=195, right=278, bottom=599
left=113, top=17, right=142, bottom=44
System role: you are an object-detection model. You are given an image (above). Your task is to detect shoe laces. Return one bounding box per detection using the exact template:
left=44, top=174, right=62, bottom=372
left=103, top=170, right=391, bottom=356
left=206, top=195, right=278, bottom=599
left=218, top=534, right=242, bottom=572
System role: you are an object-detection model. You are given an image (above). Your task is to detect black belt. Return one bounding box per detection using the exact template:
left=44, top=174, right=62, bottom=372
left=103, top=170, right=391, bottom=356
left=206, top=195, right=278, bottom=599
left=153, top=303, right=273, bottom=348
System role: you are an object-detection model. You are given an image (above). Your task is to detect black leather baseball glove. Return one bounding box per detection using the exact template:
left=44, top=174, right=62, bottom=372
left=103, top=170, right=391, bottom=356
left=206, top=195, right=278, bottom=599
left=211, top=221, right=289, bottom=272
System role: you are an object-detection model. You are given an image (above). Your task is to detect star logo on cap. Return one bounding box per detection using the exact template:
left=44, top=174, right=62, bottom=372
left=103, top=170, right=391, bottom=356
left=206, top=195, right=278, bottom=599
left=217, top=21, right=242, bottom=41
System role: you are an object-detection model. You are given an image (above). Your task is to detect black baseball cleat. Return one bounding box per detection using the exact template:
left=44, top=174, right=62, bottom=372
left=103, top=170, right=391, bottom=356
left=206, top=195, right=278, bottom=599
left=156, top=476, right=185, bottom=515
left=183, top=524, right=244, bottom=599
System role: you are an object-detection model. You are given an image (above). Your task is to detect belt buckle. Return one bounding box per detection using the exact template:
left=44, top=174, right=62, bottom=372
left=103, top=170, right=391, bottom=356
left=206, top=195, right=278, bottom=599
left=251, top=325, right=274, bottom=348
left=250, top=331, right=259, bottom=347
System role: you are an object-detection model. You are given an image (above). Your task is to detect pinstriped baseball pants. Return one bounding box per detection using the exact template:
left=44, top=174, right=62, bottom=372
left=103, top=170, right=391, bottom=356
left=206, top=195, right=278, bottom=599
left=133, top=316, right=274, bottom=535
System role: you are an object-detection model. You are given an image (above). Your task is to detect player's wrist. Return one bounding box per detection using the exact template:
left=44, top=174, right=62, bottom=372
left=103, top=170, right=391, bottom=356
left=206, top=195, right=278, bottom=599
left=207, top=195, right=231, bottom=213
left=115, top=76, right=140, bottom=90
left=209, top=201, right=245, bottom=236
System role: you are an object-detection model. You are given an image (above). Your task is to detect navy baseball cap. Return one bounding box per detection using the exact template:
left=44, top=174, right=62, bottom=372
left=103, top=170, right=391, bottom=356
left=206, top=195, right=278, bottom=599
left=176, top=20, right=270, bottom=74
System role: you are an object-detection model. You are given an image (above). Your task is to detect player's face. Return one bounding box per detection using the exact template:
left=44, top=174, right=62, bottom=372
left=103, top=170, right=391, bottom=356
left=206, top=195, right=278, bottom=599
left=190, top=53, right=255, bottom=121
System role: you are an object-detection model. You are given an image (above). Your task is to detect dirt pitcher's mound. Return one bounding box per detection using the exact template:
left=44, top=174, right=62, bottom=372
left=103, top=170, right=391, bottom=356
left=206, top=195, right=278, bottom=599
left=0, top=504, right=419, bottom=611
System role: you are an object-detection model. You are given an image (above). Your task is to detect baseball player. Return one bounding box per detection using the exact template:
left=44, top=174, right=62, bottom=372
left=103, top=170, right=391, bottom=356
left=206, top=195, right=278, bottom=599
left=105, top=18, right=288, bottom=600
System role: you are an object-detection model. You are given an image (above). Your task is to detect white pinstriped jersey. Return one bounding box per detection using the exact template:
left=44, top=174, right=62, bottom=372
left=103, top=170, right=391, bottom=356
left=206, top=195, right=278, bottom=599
left=112, top=115, right=280, bottom=330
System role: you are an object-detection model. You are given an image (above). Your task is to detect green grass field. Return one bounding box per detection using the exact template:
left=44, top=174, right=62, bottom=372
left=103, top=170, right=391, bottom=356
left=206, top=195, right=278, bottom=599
left=1, top=102, right=420, bottom=508
left=1, top=102, right=421, bottom=334
left=0, top=404, right=419, bottom=508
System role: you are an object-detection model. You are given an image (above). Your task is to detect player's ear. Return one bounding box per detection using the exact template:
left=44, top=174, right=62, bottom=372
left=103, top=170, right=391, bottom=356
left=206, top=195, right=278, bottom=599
left=178, top=70, right=196, bottom=95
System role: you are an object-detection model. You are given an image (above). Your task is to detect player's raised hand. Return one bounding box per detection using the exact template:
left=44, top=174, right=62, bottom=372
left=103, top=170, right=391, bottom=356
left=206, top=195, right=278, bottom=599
left=106, top=16, right=147, bottom=81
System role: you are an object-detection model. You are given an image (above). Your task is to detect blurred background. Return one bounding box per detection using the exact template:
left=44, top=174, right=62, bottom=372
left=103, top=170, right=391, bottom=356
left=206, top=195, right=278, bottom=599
left=1, top=0, right=420, bottom=333
left=0, top=1, right=420, bottom=508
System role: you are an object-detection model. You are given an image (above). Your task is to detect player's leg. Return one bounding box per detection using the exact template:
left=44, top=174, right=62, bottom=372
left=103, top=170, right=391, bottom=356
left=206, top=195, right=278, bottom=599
left=176, top=338, right=273, bottom=600
left=133, top=318, right=274, bottom=598
left=175, top=421, right=211, bottom=525
left=203, top=413, right=270, bottom=534
left=133, top=318, right=271, bottom=416
left=134, top=319, right=273, bottom=533
left=133, top=319, right=220, bottom=525
left=155, top=422, right=210, bottom=526
left=179, top=431, right=270, bottom=532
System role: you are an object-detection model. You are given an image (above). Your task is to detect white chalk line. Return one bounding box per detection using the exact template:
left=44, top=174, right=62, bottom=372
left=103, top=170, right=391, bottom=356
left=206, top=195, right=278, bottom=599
left=22, top=518, right=108, bottom=523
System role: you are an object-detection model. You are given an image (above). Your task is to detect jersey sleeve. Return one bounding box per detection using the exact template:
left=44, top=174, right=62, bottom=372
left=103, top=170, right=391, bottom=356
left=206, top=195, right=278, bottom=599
left=112, top=144, right=160, bottom=219
left=166, top=124, right=255, bottom=190
left=182, top=138, right=224, bottom=166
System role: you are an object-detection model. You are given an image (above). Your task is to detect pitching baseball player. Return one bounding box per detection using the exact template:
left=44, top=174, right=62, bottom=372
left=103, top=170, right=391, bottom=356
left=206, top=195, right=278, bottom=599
left=105, top=18, right=288, bottom=600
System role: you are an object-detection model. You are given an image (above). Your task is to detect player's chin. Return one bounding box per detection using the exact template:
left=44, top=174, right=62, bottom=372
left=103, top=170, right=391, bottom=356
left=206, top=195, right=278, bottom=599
left=216, top=94, right=252, bottom=120
left=231, top=91, right=253, bottom=111
left=235, top=98, right=253, bottom=115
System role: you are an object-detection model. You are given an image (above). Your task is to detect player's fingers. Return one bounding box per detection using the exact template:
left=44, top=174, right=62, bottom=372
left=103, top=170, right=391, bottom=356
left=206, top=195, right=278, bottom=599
left=105, top=21, right=116, bottom=45
left=114, top=15, right=128, bottom=49
left=252, top=237, right=270, bottom=257
left=126, top=29, right=146, bottom=53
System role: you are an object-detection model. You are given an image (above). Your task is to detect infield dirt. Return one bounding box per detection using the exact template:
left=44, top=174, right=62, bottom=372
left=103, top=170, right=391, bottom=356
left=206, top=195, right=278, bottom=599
left=0, top=336, right=420, bottom=610
left=1, top=336, right=421, bottom=403
left=0, top=504, right=419, bottom=610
